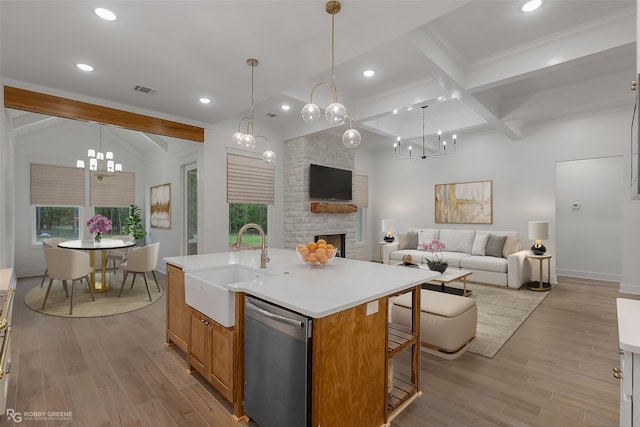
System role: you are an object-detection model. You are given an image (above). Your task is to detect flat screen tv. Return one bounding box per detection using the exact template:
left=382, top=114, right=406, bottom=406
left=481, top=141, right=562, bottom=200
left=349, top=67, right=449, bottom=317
left=309, top=164, right=352, bottom=200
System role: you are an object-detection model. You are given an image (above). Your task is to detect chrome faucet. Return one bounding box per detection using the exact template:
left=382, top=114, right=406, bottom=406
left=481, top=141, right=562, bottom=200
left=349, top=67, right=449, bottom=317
left=236, top=223, right=269, bottom=269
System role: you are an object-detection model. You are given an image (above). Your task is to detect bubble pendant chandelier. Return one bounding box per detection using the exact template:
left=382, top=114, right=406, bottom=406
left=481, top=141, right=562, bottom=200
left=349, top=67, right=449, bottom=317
left=301, top=1, right=361, bottom=149
left=231, top=58, right=276, bottom=164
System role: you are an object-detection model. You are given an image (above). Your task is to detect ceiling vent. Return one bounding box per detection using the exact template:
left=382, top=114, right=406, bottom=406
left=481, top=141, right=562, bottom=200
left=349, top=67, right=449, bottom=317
left=133, top=85, right=157, bottom=95
left=266, top=112, right=277, bottom=118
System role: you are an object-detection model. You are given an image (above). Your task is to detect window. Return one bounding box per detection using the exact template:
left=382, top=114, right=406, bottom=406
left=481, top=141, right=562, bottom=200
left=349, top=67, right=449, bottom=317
left=355, top=208, right=366, bottom=244
left=94, top=207, right=129, bottom=235
left=90, top=172, right=134, bottom=207
left=229, top=203, right=268, bottom=249
left=227, top=152, right=273, bottom=249
left=185, top=163, right=198, bottom=255
left=354, top=172, right=369, bottom=244
left=35, top=206, right=80, bottom=242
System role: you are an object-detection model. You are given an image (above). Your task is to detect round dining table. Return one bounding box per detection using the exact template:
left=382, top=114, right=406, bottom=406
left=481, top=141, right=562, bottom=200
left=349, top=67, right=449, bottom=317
left=58, top=238, right=136, bottom=293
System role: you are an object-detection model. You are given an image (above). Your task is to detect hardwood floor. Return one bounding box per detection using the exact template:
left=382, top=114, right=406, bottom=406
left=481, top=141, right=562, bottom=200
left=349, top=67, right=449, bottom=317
left=2, top=274, right=637, bottom=426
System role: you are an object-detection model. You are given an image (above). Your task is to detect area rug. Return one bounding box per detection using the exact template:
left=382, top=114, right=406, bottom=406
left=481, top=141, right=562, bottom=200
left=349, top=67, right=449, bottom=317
left=24, top=278, right=162, bottom=318
left=455, top=282, right=549, bottom=358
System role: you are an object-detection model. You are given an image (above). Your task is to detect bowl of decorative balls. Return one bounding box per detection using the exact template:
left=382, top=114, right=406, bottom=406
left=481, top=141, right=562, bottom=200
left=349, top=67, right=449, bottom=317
left=296, top=239, right=336, bottom=266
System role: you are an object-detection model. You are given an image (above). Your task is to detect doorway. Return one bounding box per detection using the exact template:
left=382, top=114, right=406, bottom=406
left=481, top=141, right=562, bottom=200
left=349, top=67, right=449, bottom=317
left=556, top=156, right=622, bottom=282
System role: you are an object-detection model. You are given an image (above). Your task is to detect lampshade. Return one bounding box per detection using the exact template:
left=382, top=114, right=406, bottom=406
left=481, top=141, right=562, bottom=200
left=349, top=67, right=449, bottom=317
left=381, top=219, right=396, bottom=233
left=528, top=221, right=548, bottom=240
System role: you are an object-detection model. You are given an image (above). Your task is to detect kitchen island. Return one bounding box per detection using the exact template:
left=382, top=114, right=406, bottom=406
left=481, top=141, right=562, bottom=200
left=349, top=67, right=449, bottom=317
left=165, top=249, right=438, bottom=426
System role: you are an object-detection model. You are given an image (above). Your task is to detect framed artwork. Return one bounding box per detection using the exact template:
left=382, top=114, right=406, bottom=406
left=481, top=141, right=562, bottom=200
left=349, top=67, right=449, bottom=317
left=150, top=183, right=171, bottom=229
left=435, top=180, right=492, bottom=224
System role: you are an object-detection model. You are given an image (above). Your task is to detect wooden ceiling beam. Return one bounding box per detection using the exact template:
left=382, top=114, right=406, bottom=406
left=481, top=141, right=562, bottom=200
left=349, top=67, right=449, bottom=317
left=3, top=86, right=204, bottom=143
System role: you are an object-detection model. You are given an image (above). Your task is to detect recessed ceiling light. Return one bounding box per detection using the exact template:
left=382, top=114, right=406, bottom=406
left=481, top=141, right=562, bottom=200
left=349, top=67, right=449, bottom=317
left=76, top=63, right=94, bottom=72
left=407, top=107, right=413, bottom=111
left=95, top=7, right=117, bottom=21
left=393, top=109, right=398, bottom=114
left=199, top=97, right=211, bottom=104
left=437, top=96, right=446, bottom=102
left=522, top=0, right=542, bottom=12
left=362, top=69, right=375, bottom=78
left=281, top=104, right=291, bottom=111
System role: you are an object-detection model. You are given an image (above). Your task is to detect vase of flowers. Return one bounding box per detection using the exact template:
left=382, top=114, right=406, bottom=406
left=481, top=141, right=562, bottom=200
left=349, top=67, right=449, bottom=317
left=87, top=215, right=112, bottom=243
left=420, top=239, right=448, bottom=273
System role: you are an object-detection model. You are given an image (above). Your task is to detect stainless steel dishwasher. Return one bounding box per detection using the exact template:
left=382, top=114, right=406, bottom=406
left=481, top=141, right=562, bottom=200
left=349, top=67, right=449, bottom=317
left=243, top=295, right=312, bottom=427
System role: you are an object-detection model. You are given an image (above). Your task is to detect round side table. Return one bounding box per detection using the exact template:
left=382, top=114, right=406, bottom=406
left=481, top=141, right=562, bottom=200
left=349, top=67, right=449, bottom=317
left=526, top=253, right=552, bottom=292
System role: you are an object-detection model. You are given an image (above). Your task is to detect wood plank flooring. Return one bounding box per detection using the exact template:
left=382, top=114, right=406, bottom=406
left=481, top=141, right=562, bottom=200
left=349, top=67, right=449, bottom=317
left=1, top=274, right=636, bottom=427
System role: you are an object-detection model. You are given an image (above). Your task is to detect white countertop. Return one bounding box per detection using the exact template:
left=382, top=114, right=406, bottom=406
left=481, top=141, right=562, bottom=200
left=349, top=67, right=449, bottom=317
left=617, top=298, right=640, bottom=353
left=165, top=249, right=439, bottom=318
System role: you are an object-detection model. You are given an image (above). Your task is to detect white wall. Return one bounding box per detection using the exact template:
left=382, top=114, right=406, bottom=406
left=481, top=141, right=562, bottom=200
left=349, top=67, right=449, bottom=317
left=0, top=98, right=15, bottom=269
left=370, top=107, right=639, bottom=291
left=200, top=118, right=285, bottom=255
left=131, top=134, right=204, bottom=273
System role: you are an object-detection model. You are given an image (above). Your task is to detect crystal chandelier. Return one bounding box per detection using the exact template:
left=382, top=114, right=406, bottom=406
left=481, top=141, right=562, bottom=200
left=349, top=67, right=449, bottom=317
left=76, top=125, right=122, bottom=180
left=231, top=58, right=276, bottom=164
left=394, top=106, right=457, bottom=160
left=301, top=1, right=361, bottom=149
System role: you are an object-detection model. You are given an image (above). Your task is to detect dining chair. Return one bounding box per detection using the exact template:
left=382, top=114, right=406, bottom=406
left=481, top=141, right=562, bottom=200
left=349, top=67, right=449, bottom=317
left=105, top=235, right=135, bottom=276
left=40, top=237, right=66, bottom=287
left=42, top=246, right=95, bottom=315
left=118, top=242, right=160, bottom=302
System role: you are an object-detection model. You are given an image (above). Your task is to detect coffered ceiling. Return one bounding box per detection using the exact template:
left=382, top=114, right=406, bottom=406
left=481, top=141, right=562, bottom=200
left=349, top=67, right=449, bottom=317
left=1, top=0, right=636, bottom=152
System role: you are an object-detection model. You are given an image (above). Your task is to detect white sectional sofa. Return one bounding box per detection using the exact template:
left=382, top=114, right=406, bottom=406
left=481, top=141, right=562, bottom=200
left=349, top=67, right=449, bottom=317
left=382, top=228, right=531, bottom=289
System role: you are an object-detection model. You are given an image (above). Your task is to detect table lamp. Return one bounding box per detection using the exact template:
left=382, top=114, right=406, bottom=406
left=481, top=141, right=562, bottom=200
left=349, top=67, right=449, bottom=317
left=382, top=219, right=396, bottom=242
left=528, top=221, right=548, bottom=255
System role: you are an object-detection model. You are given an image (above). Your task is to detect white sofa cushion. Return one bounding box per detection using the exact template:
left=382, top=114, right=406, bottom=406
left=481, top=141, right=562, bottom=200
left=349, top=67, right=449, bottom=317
left=439, top=229, right=476, bottom=254
left=423, top=251, right=470, bottom=268
left=471, top=233, right=489, bottom=256
left=418, top=230, right=437, bottom=248
left=389, top=249, right=422, bottom=263
left=460, top=255, right=508, bottom=273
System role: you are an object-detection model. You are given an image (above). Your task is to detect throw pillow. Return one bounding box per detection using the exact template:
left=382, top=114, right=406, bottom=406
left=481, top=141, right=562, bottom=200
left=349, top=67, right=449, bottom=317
left=406, top=231, right=418, bottom=250
left=486, top=234, right=507, bottom=258
left=472, top=233, right=489, bottom=256
left=397, top=232, right=408, bottom=250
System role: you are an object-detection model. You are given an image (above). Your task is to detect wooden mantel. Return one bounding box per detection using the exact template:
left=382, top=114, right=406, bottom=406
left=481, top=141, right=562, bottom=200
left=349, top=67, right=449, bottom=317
left=310, top=202, right=358, bottom=213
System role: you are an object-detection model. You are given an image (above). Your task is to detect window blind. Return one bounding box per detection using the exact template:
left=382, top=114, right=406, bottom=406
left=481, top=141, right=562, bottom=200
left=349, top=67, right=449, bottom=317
left=227, top=153, right=274, bottom=205
left=90, top=172, right=135, bottom=207
left=354, top=172, right=368, bottom=208
left=30, top=163, right=85, bottom=206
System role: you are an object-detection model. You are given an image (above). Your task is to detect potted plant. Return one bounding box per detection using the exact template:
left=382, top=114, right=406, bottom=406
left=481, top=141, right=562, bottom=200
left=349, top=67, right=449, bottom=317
left=420, top=239, right=448, bottom=273
left=123, top=204, right=147, bottom=243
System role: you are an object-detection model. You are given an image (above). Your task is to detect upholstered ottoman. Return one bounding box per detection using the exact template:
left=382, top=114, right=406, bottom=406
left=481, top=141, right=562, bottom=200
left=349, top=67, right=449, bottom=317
left=391, top=290, right=477, bottom=360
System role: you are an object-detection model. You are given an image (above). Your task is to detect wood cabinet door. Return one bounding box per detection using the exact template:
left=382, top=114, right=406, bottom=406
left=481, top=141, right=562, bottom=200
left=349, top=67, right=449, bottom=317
left=166, top=263, right=188, bottom=352
left=208, top=319, right=235, bottom=403
left=188, top=308, right=208, bottom=377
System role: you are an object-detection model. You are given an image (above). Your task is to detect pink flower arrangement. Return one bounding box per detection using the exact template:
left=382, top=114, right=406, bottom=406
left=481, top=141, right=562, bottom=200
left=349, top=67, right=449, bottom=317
left=420, top=239, right=446, bottom=263
left=87, top=215, right=112, bottom=235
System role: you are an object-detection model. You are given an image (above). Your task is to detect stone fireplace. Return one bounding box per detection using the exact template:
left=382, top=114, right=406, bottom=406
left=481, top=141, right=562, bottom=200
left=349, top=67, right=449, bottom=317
left=314, top=233, right=346, bottom=258
left=283, top=134, right=356, bottom=258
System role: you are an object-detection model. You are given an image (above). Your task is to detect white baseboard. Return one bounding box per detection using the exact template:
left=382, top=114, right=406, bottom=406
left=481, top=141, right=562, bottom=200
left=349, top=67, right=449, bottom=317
left=556, top=268, right=620, bottom=283
left=619, top=283, right=640, bottom=295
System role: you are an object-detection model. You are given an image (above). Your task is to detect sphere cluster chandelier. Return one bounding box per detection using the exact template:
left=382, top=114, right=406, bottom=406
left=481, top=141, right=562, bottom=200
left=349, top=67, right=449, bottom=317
left=301, top=1, right=361, bottom=149
left=231, top=58, right=276, bottom=164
